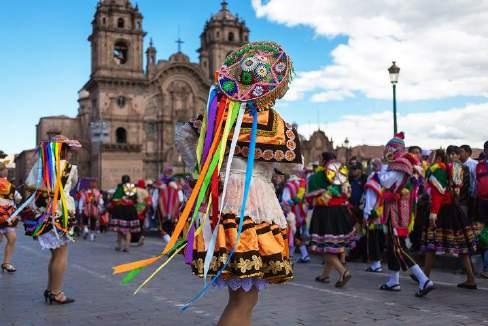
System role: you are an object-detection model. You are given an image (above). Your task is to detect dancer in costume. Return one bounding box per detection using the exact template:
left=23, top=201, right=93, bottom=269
left=157, top=176, right=181, bottom=246
left=364, top=151, right=434, bottom=297
left=21, top=135, right=80, bottom=304
left=282, top=173, right=310, bottom=263
left=114, top=41, right=299, bottom=326
left=110, top=175, right=139, bottom=252
left=364, top=132, right=406, bottom=273
left=0, top=160, right=22, bottom=272
left=421, top=148, right=477, bottom=289
left=133, top=179, right=152, bottom=246
left=308, top=153, right=355, bottom=287
left=79, top=179, right=103, bottom=241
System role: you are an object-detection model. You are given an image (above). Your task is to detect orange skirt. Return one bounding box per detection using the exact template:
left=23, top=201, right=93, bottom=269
left=192, top=214, right=293, bottom=284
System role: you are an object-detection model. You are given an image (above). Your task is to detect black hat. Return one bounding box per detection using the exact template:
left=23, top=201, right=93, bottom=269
left=121, top=175, right=130, bottom=183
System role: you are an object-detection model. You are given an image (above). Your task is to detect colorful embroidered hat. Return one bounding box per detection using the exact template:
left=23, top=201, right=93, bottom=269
left=384, top=132, right=405, bottom=161
left=217, top=41, right=293, bottom=110
left=50, top=135, right=82, bottom=149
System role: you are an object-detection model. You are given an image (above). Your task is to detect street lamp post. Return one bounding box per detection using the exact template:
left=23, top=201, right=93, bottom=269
left=388, top=61, right=400, bottom=135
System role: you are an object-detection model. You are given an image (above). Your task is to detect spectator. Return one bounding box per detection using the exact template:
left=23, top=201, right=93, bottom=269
left=476, top=141, right=488, bottom=278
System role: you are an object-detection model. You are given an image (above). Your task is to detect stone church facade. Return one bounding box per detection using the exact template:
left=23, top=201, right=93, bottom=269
left=21, top=0, right=250, bottom=189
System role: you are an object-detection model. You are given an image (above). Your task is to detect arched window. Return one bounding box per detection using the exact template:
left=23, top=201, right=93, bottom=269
left=116, top=127, right=127, bottom=144
left=216, top=31, right=220, bottom=39
left=102, top=17, right=106, bottom=25
left=228, top=32, right=234, bottom=42
left=113, top=40, right=129, bottom=65
left=244, top=34, right=248, bottom=42
left=117, top=18, right=125, bottom=28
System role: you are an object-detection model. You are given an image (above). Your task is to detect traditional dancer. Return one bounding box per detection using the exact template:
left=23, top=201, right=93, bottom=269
left=133, top=179, right=152, bottom=246
left=0, top=160, right=21, bottom=272
left=20, top=135, right=80, bottom=304
left=364, top=133, right=406, bottom=273
left=79, top=179, right=103, bottom=241
left=421, top=148, right=477, bottom=289
left=364, top=151, right=434, bottom=296
left=308, top=154, right=355, bottom=287
left=282, top=173, right=310, bottom=263
left=157, top=177, right=181, bottom=245
left=110, top=175, right=139, bottom=252
left=114, top=41, right=300, bottom=326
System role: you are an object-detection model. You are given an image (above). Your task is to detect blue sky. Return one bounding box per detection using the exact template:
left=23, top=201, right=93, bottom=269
left=1, top=0, right=487, bottom=154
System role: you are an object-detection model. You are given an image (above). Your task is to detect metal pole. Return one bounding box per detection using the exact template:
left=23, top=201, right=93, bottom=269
left=393, top=83, right=398, bottom=135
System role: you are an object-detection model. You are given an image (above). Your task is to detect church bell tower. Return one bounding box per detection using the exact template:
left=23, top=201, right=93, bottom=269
left=198, top=1, right=250, bottom=80
left=88, top=0, right=146, bottom=80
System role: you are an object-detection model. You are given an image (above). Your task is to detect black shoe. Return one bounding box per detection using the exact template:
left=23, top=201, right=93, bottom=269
left=298, top=256, right=311, bottom=263
left=48, top=292, right=75, bottom=305
left=415, top=280, right=435, bottom=297
left=379, top=283, right=401, bottom=291
left=365, top=266, right=383, bottom=273
left=315, top=275, right=330, bottom=283
left=335, top=270, right=352, bottom=288
left=457, top=282, right=477, bottom=290
left=1, top=263, right=16, bottom=273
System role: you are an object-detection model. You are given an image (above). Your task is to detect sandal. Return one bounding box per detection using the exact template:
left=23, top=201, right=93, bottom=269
left=48, top=292, right=75, bottom=305
left=1, top=263, right=16, bottom=273
left=335, top=270, right=352, bottom=288
left=298, top=256, right=311, bottom=263
left=379, top=283, right=401, bottom=291
left=457, top=282, right=477, bottom=290
left=415, top=280, right=435, bottom=297
left=315, top=275, right=330, bottom=283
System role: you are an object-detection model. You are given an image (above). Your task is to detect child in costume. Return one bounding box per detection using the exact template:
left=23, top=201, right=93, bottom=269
left=21, top=135, right=80, bottom=304
left=114, top=41, right=300, bottom=326
left=364, top=151, right=434, bottom=297
left=421, top=148, right=477, bottom=289
left=281, top=173, right=310, bottom=263
left=308, top=154, right=355, bottom=287
left=110, top=175, right=139, bottom=252
left=79, top=179, right=103, bottom=241
left=0, top=160, right=22, bottom=272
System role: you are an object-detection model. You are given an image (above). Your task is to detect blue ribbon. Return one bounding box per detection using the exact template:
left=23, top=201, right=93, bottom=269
left=181, top=103, right=258, bottom=311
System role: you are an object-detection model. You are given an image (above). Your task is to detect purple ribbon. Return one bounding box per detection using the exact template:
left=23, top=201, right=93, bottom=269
left=184, top=224, right=195, bottom=264
left=202, top=93, right=218, bottom=164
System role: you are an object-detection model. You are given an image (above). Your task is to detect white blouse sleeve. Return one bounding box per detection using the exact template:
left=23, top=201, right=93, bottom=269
left=175, top=123, right=199, bottom=173
left=363, top=188, right=378, bottom=220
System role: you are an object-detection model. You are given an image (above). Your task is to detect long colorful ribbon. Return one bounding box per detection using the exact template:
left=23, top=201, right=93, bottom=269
left=181, top=103, right=258, bottom=310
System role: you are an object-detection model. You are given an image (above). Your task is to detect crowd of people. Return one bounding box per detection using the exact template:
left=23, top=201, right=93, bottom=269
left=1, top=41, right=488, bottom=326
left=271, top=134, right=488, bottom=295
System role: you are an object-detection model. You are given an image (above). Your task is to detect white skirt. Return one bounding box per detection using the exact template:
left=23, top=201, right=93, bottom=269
left=38, top=230, right=72, bottom=250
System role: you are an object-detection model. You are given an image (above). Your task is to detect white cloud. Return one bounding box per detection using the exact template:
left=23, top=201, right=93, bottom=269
left=252, top=0, right=488, bottom=102
left=297, top=102, right=488, bottom=149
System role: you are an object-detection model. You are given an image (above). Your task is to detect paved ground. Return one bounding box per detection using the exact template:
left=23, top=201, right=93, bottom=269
left=1, top=232, right=487, bottom=326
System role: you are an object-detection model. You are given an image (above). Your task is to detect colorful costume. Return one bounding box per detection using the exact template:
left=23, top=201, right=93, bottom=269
left=79, top=187, right=103, bottom=240
left=364, top=152, right=434, bottom=296
left=110, top=181, right=140, bottom=235
left=308, top=161, right=355, bottom=254
left=282, top=176, right=310, bottom=261
left=364, top=133, right=406, bottom=272
left=0, top=174, right=21, bottom=235
left=421, top=162, right=477, bottom=256
left=114, top=41, right=300, bottom=307
left=20, top=136, right=80, bottom=250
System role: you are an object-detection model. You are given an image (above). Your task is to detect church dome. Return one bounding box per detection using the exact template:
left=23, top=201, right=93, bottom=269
left=169, top=52, right=190, bottom=63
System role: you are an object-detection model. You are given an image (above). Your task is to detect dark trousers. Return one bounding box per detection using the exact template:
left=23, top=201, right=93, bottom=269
left=367, top=227, right=385, bottom=262
left=386, top=220, right=416, bottom=272
left=82, top=215, right=97, bottom=231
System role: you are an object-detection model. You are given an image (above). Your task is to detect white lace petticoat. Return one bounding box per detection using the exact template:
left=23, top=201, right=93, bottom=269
left=221, top=171, right=287, bottom=229
left=0, top=227, right=16, bottom=234
left=214, top=277, right=268, bottom=292
left=38, top=231, right=72, bottom=250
